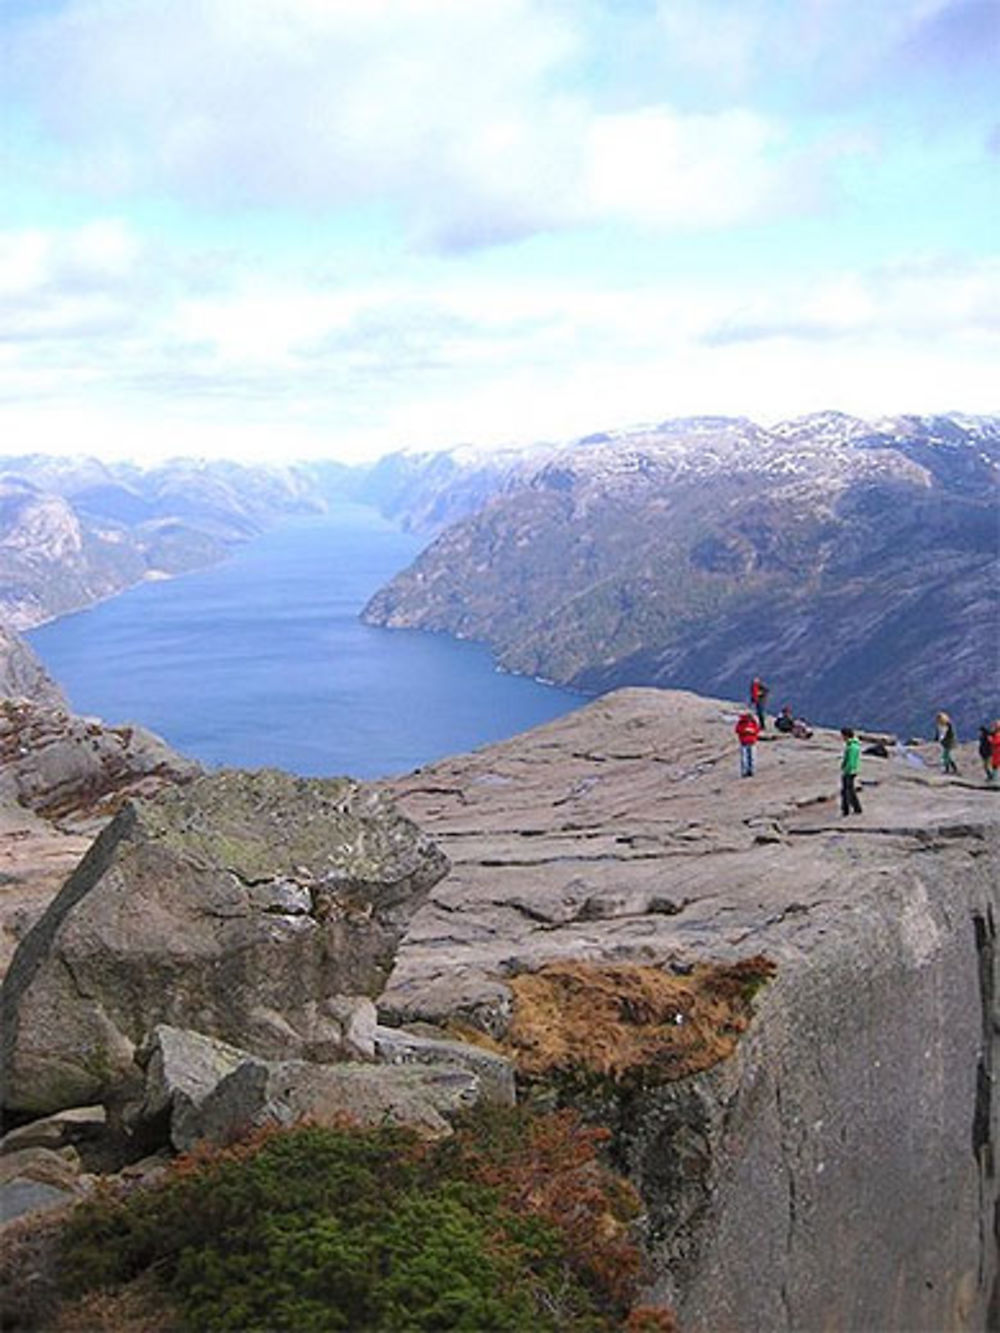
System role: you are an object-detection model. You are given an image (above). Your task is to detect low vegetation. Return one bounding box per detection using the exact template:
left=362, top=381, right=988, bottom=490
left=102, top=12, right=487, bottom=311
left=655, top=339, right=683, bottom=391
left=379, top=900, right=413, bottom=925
left=53, top=1108, right=678, bottom=1332
left=501, top=956, right=777, bottom=1087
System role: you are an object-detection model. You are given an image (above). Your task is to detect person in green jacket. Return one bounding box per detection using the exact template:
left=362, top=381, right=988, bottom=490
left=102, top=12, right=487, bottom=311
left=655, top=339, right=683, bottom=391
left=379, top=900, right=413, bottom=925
left=840, top=727, right=862, bottom=816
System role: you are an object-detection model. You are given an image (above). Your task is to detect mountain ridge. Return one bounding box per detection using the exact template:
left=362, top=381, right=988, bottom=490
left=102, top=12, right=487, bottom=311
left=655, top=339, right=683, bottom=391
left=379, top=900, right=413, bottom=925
left=362, top=411, right=1000, bottom=738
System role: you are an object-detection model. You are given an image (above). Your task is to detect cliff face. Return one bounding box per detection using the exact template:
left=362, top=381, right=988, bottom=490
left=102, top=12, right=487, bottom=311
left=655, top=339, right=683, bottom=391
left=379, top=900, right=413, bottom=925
left=0, top=626, right=66, bottom=711
left=381, top=688, right=999, bottom=1331
left=362, top=412, right=1000, bottom=737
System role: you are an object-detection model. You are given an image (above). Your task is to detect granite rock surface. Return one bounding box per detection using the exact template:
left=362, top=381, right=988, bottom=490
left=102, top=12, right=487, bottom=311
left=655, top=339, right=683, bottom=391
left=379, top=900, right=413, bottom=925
left=380, top=686, right=999, bottom=1333
left=1, top=769, right=449, bottom=1116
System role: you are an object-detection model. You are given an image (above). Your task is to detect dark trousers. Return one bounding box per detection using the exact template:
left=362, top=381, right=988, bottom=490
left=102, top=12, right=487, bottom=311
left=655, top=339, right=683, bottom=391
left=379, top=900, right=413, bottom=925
left=841, top=773, right=862, bottom=815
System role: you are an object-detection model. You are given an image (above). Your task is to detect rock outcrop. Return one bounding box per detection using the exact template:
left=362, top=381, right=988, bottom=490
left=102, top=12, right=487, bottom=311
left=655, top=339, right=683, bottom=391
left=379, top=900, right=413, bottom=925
left=135, top=1023, right=510, bottom=1151
left=0, top=697, right=200, bottom=822
left=379, top=687, right=999, bottom=1333
left=0, top=626, right=201, bottom=978
left=0, top=627, right=66, bottom=711
left=1, top=769, right=449, bottom=1116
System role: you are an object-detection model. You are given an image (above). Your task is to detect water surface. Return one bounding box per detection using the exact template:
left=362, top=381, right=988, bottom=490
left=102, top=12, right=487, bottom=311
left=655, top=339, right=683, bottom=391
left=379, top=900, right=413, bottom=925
left=28, top=505, right=583, bottom=779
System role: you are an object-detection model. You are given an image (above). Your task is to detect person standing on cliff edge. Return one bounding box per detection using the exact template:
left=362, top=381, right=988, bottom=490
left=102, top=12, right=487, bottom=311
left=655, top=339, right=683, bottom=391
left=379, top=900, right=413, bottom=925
left=735, top=709, right=760, bottom=777
left=840, top=727, right=862, bottom=815
left=934, top=711, right=959, bottom=774
left=749, top=675, right=769, bottom=729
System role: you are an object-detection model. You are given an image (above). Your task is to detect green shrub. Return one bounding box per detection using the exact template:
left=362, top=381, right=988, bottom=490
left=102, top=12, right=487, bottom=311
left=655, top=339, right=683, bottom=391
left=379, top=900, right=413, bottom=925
left=59, top=1110, right=653, bottom=1332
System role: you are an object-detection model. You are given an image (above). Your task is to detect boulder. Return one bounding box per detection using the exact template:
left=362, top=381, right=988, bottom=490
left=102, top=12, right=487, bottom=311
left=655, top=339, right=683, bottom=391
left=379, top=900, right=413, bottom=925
left=0, top=1144, right=87, bottom=1227
left=0, top=769, right=449, bottom=1116
left=135, top=1025, right=493, bottom=1151
left=374, top=1025, right=515, bottom=1106
left=0, top=1106, right=106, bottom=1155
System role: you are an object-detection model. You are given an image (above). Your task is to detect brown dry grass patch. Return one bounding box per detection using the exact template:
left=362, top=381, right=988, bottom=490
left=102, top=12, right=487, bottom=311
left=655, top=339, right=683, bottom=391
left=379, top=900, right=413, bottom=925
left=502, top=955, right=776, bottom=1083
left=51, top=1273, right=178, bottom=1333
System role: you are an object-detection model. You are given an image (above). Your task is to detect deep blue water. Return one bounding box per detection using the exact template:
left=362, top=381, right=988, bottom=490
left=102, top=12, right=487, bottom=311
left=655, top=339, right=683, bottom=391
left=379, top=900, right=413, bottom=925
left=27, top=504, right=583, bottom=779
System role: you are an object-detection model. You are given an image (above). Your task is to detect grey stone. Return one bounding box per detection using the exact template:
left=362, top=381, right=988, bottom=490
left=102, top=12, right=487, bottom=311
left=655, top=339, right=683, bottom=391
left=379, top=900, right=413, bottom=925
left=0, top=1178, right=75, bottom=1227
left=1, top=769, right=448, bottom=1115
left=138, top=1024, right=260, bottom=1125
left=135, top=1025, right=491, bottom=1151
left=374, top=1026, right=515, bottom=1105
left=0, top=1146, right=80, bottom=1189
left=0, top=696, right=201, bottom=820
left=0, top=1105, right=106, bottom=1154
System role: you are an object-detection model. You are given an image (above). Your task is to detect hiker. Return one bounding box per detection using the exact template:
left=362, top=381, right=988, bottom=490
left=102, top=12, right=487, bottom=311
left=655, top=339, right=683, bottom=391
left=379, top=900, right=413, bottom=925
left=840, top=727, right=862, bottom=815
left=792, top=716, right=813, bottom=739
left=735, top=709, right=760, bottom=777
left=774, top=704, right=795, bottom=734
left=989, top=721, right=1000, bottom=785
left=979, top=724, right=994, bottom=781
left=749, top=676, right=769, bottom=729
left=934, top=712, right=959, bottom=774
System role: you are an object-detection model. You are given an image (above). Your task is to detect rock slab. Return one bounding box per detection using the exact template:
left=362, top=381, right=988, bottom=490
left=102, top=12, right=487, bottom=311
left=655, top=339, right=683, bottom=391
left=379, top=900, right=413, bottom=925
left=381, top=686, right=1000, bottom=1333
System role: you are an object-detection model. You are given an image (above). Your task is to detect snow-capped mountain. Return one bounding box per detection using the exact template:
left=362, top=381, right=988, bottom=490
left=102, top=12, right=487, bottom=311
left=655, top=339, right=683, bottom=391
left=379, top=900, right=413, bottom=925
left=363, top=412, right=1000, bottom=737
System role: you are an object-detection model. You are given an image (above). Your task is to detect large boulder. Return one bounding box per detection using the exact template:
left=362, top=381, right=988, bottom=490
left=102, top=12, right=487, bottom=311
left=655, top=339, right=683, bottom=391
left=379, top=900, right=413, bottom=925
left=135, top=1024, right=510, bottom=1151
left=1, top=769, right=449, bottom=1116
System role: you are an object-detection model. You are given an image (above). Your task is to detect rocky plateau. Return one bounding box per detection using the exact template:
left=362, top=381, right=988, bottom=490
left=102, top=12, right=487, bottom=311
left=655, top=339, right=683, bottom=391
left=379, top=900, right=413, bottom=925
left=1, top=662, right=997, bottom=1331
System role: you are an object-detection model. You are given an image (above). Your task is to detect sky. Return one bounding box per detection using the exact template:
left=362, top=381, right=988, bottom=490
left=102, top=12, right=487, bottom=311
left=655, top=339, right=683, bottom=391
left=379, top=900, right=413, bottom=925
left=1, top=0, right=998, bottom=464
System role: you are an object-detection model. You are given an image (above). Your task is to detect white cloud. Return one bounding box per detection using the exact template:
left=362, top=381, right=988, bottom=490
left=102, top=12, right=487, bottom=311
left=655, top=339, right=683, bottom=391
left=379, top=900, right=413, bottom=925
left=704, top=255, right=1000, bottom=344
left=1, top=217, right=995, bottom=464
left=8, top=0, right=834, bottom=246
left=0, top=219, right=143, bottom=297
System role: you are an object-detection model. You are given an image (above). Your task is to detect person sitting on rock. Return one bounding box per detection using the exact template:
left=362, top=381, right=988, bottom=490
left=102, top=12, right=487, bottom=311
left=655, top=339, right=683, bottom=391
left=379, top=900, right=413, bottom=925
left=774, top=704, right=795, bottom=734
left=792, top=716, right=813, bottom=739
left=735, top=710, right=760, bottom=778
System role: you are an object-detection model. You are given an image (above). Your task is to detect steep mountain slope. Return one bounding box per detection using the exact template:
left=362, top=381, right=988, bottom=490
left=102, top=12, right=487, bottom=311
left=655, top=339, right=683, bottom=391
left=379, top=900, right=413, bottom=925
left=0, top=625, right=67, bottom=710
left=363, top=413, right=1000, bottom=737
left=0, top=457, right=324, bottom=628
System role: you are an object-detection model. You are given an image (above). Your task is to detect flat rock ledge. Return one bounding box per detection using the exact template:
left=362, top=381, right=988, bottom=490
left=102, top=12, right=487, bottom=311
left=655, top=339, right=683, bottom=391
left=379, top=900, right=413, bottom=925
left=380, top=687, right=999, bottom=1333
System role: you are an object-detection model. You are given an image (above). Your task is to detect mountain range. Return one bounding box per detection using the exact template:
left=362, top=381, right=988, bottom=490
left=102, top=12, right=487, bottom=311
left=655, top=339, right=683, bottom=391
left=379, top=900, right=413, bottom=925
left=0, top=456, right=323, bottom=628
left=361, top=412, right=1000, bottom=738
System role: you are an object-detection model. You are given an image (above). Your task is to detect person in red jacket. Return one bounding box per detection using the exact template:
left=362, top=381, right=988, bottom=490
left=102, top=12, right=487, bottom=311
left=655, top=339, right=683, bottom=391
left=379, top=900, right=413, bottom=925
left=989, top=720, right=1000, bottom=785
left=735, top=710, right=760, bottom=777
left=749, top=676, right=769, bottom=729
